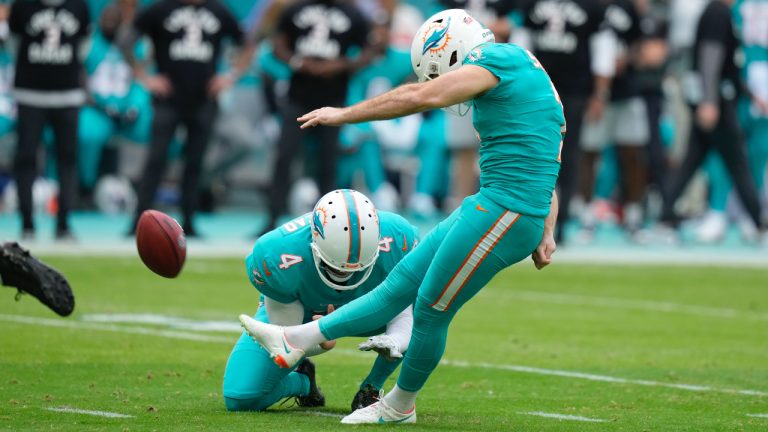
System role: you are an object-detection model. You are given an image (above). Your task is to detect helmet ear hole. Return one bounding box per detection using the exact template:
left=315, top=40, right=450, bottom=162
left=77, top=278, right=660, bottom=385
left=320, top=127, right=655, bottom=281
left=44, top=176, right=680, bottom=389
left=449, top=50, right=458, bottom=67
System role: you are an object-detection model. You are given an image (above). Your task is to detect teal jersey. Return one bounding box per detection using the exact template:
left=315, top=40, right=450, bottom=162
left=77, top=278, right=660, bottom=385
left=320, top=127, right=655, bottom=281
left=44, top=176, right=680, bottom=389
left=245, top=211, right=420, bottom=322
left=0, top=48, right=15, bottom=136
left=463, top=43, right=565, bottom=217
left=85, top=31, right=147, bottom=114
left=733, top=0, right=768, bottom=119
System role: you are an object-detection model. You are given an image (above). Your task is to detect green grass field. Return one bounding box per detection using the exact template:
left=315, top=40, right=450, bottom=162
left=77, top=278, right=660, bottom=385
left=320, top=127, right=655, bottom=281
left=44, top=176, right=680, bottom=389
left=1, top=256, right=767, bottom=431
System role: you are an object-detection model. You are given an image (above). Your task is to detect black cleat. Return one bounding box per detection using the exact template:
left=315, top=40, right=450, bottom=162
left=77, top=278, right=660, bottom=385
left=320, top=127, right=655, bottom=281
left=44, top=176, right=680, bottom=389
left=351, top=383, right=382, bottom=411
left=295, top=358, right=325, bottom=408
left=0, top=242, right=74, bottom=317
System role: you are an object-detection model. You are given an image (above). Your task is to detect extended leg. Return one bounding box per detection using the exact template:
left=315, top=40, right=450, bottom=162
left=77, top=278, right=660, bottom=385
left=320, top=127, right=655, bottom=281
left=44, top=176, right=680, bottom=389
left=396, top=193, right=544, bottom=394
left=315, top=206, right=462, bottom=342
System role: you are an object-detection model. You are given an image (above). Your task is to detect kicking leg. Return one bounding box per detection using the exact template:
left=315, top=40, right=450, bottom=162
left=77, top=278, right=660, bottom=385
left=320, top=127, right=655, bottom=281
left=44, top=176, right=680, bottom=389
left=239, top=205, right=462, bottom=367
left=344, top=193, right=545, bottom=424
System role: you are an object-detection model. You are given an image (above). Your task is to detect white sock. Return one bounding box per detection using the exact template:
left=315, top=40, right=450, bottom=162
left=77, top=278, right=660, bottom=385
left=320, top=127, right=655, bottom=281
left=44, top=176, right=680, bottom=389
left=284, top=321, right=326, bottom=351
left=624, top=202, right=643, bottom=231
left=383, top=384, right=418, bottom=413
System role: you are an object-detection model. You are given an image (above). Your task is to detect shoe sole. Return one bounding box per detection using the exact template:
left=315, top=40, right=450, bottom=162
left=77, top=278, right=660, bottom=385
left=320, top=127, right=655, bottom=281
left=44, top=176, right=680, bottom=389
left=238, top=314, right=300, bottom=369
left=0, top=243, right=74, bottom=316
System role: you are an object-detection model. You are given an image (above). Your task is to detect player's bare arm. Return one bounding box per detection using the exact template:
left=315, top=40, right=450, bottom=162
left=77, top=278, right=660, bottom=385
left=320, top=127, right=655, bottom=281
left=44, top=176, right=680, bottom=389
left=532, top=191, right=558, bottom=270
left=297, top=65, right=499, bottom=129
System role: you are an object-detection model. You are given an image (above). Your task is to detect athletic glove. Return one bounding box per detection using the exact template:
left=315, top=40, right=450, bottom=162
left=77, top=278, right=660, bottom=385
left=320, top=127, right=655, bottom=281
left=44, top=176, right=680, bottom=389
left=358, top=335, right=403, bottom=361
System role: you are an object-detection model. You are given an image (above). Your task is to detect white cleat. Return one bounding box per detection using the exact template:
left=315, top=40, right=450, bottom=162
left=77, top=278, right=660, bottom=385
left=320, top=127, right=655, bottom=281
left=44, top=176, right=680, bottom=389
left=341, top=400, right=416, bottom=425
left=696, top=211, right=727, bottom=244
left=238, top=314, right=305, bottom=369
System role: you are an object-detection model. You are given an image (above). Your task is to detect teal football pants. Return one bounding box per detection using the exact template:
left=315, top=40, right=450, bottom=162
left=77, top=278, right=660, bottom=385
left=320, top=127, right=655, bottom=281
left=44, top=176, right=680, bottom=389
left=223, top=304, right=402, bottom=410
left=319, top=191, right=544, bottom=392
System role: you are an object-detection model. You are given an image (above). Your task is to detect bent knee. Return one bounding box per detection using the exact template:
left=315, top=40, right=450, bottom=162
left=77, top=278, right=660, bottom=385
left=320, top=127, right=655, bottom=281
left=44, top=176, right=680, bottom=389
left=224, top=395, right=271, bottom=412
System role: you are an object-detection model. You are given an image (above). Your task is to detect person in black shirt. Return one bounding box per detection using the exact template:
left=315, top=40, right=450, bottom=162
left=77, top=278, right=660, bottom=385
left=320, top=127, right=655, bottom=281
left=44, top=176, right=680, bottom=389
left=660, top=0, right=768, bottom=240
left=439, top=0, right=515, bottom=42
left=519, top=0, right=615, bottom=244
left=633, top=1, right=669, bottom=213
left=9, top=0, right=90, bottom=240
left=121, top=0, right=253, bottom=237
left=257, top=0, right=370, bottom=237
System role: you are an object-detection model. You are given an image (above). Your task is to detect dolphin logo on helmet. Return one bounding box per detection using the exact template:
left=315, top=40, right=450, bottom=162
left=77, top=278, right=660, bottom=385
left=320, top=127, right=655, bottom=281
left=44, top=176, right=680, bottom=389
left=411, top=9, right=495, bottom=116
left=312, top=207, right=327, bottom=240
left=422, top=17, right=451, bottom=55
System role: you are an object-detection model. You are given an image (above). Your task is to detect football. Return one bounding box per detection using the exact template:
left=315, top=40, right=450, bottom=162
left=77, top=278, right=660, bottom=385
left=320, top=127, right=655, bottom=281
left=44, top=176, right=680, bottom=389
left=135, top=210, right=186, bottom=278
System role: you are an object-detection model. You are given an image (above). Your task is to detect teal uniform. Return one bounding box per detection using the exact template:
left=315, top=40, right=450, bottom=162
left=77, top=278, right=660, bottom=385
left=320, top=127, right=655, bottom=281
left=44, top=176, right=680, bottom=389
left=78, top=31, right=155, bottom=189
left=317, top=43, right=564, bottom=393
left=706, top=0, right=768, bottom=212
left=223, top=211, right=420, bottom=411
left=338, top=48, right=412, bottom=192
left=0, top=48, right=16, bottom=138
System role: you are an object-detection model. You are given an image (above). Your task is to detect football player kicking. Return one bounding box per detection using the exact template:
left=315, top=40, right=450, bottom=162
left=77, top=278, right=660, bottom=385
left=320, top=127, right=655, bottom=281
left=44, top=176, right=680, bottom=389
left=223, top=189, right=419, bottom=412
left=238, top=8, right=564, bottom=424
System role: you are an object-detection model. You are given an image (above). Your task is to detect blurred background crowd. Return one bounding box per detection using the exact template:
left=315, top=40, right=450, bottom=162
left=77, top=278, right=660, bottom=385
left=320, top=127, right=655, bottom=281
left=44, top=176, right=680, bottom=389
left=0, top=0, right=766, bottom=246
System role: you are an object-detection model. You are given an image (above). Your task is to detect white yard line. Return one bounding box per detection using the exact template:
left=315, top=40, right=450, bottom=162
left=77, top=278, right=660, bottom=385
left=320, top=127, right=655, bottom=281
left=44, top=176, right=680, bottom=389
left=519, top=411, right=607, bottom=423
left=81, top=313, right=242, bottom=333
left=435, top=359, right=768, bottom=397
left=45, top=406, right=134, bottom=418
left=0, top=314, right=233, bottom=344
left=747, top=414, right=768, bottom=419
left=3, top=313, right=766, bottom=398
left=502, top=290, right=768, bottom=322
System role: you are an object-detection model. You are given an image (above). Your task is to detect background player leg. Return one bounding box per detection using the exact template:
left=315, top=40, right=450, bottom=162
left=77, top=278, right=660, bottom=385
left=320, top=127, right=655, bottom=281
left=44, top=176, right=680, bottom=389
left=13, top=105, right=47, bottom=236
left=49, top=107, right=80, bottom=237
left=130, top=103, right=180, bottom=234
left=712, top=103, right=763, bottom=230
left=179, top=102, right=218, bottom=236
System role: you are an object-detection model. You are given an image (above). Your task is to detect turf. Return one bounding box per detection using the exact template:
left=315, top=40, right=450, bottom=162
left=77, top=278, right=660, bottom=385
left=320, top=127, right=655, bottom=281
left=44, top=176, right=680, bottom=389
left=1, top=256, right=766, bottom=431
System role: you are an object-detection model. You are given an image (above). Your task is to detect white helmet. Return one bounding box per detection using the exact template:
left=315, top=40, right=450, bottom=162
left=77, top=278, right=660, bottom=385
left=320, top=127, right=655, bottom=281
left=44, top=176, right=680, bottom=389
left=310, top=189, right=380, bottom=291
left=410, top=9, right=495, bottom=115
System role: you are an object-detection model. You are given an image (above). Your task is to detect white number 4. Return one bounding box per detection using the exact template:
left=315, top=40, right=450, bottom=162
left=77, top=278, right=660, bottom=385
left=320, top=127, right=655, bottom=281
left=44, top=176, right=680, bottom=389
left=279, top=254, right=303, bottom=270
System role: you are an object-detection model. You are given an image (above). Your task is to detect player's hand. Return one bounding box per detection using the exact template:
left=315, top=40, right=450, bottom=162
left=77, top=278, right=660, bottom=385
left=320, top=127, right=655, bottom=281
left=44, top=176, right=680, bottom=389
left=208, top=73, right=235, bottom=98
left=358, top=334, right=403, bottom=361
left=531, top=232, right=556, bottom=270
left=298, top=107, right=347, bottom=129
left=696, top=102, right=720, bottom=131
left=312, top=304, right=336, bottom=350
left=585, top=95, right=606, bottom=123
left=141, top=74, right=173, bottom=97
